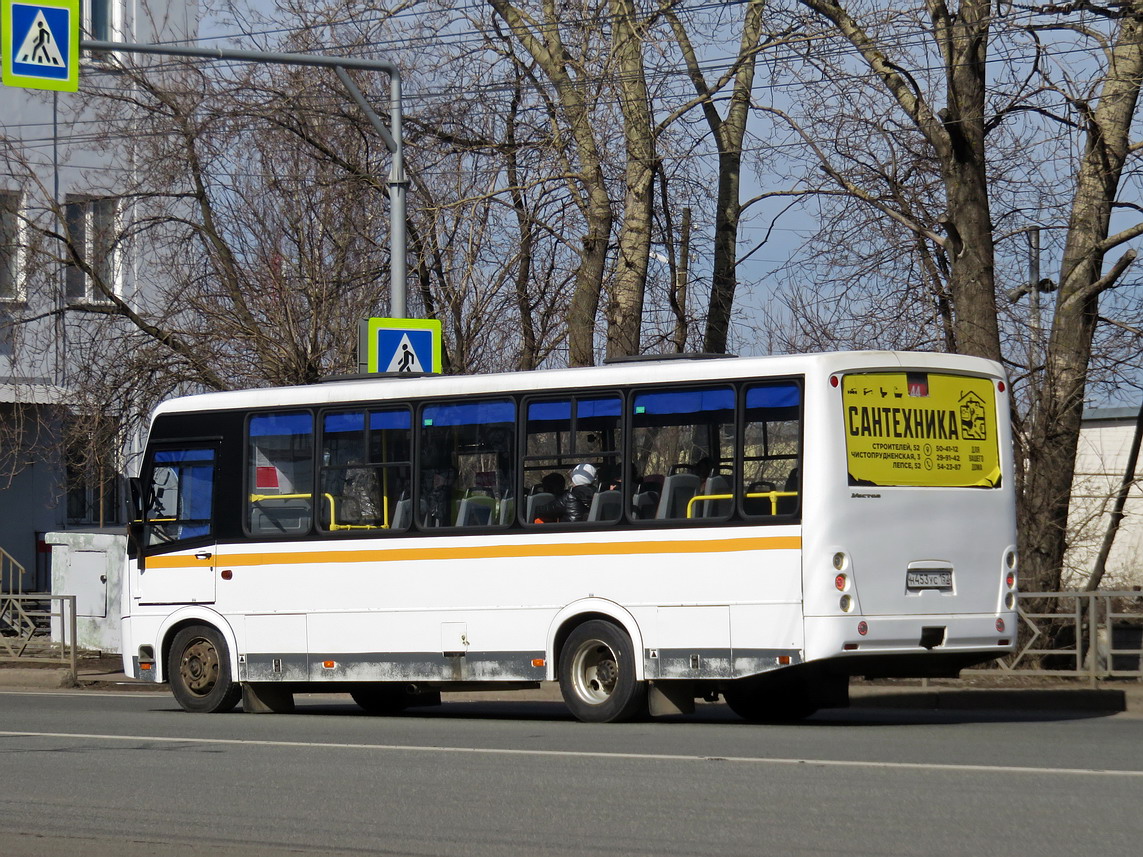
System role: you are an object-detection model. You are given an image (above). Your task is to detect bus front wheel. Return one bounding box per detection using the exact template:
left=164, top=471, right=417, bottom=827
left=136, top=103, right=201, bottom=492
left=168, top=625, right=241, bottom=713
left=559, top=620, right=646, bottom=723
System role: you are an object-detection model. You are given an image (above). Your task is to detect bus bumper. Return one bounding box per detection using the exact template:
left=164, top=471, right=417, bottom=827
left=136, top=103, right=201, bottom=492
left=803, top=612, right=1017, bottom=677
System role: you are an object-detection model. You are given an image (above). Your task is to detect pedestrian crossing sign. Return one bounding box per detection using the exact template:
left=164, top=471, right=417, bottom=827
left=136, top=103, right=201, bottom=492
left=360, top=317, right=442, bottom=374
left=2, top=0, right=79, bottom=92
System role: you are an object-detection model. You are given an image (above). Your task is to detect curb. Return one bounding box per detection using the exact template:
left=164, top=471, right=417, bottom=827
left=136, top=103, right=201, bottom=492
left=849, top=687, right=1128, bottom=713
left=0, top=668, right=77, bottom=689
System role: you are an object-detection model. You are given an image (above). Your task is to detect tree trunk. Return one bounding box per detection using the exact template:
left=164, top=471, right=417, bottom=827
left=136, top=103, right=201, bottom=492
left=665, top=0, right=765, bottom=355
left=1020, top=6, right=1143, bottom=593
left=931, top=0, right=999, bottom=361
left=605, top=0, right=655, bottom=360
left=488, top=0, right=613, bottom=367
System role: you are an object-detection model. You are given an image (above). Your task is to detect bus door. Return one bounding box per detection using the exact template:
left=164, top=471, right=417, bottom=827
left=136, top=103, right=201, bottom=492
left=134, top=444, right=219, bottom=606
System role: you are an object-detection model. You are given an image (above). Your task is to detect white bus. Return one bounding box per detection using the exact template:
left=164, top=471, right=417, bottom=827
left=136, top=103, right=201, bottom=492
left=122, top=351, right=1018, bottom=722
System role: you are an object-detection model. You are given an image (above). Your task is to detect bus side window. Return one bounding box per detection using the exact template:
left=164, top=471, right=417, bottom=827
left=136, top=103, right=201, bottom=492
left=742, top=383, right=801, bottom=519
left=419, top=399, right=515, bottom=529
left=631, top=386, right=735, bottom=524
left=319, top=408, right=412, bottom=533
left=144, top=448, right=216, bottom=546
left=247, top=412, right=314, bottom=536
left=523, top=395, right=622, bottom=525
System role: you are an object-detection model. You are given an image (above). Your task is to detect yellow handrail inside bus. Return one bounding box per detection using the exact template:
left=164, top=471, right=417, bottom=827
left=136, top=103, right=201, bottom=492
left=686, top=491, right=799, bottom=518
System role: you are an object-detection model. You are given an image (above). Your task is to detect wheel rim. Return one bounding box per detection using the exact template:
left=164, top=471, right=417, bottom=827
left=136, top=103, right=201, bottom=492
left=179, top=637, right=220, bottom=697
left=570, top=637, right=619, bottom=705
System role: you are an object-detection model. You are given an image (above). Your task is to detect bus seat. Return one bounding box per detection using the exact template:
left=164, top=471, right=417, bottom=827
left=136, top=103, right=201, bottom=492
left=457, top=495, right=495, bottom=527
left=392, top=497, right=413, bottom=530
left=631, top=475, right=661, bottom=520
left=777, top=468, right=800, bottom=515
left=656, top=472, right=700, bottom=519
left=744, top=480, right=776, bottom=516
left=699, top=474, right=732, bottom=518
left=525, top=492, right=554, bottom=523
left=588, top=489, right=622, bottom=522
left=498, top=495, right=516, bottom=526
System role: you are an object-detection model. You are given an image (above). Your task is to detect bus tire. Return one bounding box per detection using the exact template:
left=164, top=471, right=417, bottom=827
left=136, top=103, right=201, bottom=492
left=559, top=620, right=646, bottom=723
left=168, top=625, right=241, bottom=713
left=722, top=678, right=817, bottom=723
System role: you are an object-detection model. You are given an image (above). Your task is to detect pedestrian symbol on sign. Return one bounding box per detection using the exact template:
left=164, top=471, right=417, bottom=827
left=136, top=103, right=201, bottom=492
left=385, top=334, right=425, bottom=373
left=18, top=13, right=63, bottom=65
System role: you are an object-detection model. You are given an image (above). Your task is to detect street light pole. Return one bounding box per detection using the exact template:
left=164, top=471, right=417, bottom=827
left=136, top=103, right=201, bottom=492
left=81, top=40, right=408, bottom=318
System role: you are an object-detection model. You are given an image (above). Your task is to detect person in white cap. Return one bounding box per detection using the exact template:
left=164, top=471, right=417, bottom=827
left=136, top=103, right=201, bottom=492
left=534, top=462, right=597, bottom=523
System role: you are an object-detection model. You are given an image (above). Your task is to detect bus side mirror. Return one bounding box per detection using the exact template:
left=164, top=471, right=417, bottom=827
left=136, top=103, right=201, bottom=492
left=129, top=477, right=144, bottom=521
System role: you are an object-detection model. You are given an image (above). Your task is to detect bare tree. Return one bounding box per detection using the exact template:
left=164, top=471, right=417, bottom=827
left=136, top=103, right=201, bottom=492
left=764, top=1, right=1143, bottom=592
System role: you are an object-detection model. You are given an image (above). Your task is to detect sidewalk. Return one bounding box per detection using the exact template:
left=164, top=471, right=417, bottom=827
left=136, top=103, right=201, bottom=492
left=1, top=657, right=1139, bottom=713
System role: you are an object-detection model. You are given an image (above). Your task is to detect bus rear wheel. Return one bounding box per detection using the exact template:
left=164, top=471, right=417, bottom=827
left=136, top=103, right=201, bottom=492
left=168, top=625, right=241, bottom=713
left=559, top=620, right=646, bottom=723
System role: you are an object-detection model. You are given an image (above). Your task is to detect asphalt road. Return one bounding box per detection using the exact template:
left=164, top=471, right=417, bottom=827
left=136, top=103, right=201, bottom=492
left=1, top=690, right=1140, bottom=857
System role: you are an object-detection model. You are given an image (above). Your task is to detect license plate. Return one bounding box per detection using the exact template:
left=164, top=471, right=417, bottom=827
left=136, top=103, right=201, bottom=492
left=907, top=570, right=952, bottom=590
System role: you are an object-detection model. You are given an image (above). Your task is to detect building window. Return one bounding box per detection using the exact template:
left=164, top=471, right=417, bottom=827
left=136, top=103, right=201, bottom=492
left=1, top=190, right=20, bottom=302
left=64, top=195, right=118, bottom=303
left=86, top=0, right=115, bottom=41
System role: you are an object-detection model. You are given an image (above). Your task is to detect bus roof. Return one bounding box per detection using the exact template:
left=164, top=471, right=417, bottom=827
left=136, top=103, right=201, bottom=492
left=151, top=350, right=1006, bottom=418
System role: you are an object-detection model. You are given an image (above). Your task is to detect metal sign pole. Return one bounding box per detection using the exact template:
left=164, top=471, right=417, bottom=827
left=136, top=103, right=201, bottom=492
left=80, top=40, right=407, bottom=318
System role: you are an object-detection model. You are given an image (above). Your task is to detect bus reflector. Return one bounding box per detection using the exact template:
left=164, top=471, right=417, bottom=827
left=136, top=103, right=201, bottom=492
left=322, top=660, right=337, bottom=669
left=532, top=658, right=545, bottom=668
left=778, top=655, right=791, bottom=665
left=843, top=643, right=858, bottom=651
left=139, top=662, right=153, bottom=671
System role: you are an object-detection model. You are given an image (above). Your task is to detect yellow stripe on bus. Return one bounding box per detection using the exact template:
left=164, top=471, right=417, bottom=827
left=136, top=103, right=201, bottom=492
left=145, top=536, right=801, bottom=569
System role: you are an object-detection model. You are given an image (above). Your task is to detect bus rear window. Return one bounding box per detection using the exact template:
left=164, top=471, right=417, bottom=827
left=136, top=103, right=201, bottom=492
left=843, top=372, right=1001, bottom=488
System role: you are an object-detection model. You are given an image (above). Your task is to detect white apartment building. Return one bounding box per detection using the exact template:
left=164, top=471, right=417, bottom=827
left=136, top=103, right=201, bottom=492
left=1, top=1, right=199, bottom=588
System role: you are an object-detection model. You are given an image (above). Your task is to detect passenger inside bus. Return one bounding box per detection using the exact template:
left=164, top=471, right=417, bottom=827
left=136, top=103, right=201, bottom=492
left=533, top=462, right=597, bottom=523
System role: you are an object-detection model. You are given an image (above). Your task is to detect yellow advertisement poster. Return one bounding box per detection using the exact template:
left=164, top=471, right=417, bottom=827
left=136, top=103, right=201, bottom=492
left=843, top=372, right=1001, bottom=488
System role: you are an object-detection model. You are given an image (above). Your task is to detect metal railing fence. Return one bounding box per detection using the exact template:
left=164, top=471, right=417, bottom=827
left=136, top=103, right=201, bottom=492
left=1, top=546, right=26, bottom=595
left=966, top=590, right=1143, bottom=681
left=0, top=594, right=78, bottom=675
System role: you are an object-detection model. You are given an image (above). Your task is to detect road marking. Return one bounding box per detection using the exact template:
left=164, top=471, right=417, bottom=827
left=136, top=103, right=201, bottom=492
left=1, top=729, right=1140, bottom=778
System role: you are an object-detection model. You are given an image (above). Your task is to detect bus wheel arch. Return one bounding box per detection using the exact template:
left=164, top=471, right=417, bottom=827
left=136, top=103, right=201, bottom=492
left=555, top=615, right=647, bottom=723
left=550, top=601, right=645, bottom=677
left=163, top=618, right=242, bottom=713
left=156, top=609, right=239, bottom=684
